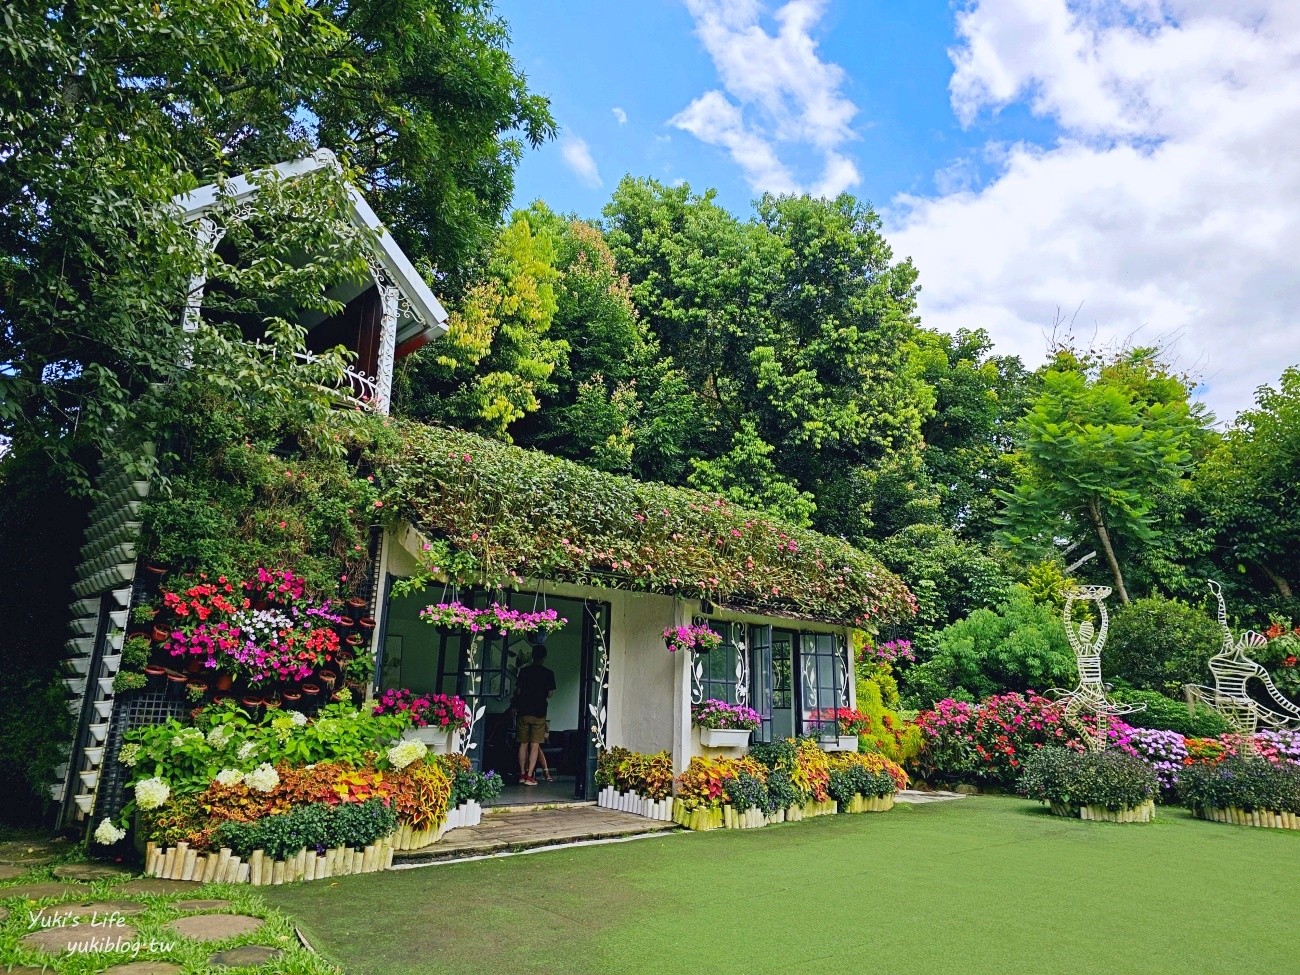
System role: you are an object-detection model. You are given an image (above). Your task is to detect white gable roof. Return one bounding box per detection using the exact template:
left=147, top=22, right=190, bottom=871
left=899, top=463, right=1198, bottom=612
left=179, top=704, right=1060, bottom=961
left=173, top=150, right=448, bottom=348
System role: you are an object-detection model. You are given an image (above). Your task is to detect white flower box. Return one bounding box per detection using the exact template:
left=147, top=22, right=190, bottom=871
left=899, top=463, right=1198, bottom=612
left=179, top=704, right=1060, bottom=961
left=402, top=726, right=461, bottom=754
left=699, top=727, right=753, bottom=748
left=818, top=735, right=858, bottom=752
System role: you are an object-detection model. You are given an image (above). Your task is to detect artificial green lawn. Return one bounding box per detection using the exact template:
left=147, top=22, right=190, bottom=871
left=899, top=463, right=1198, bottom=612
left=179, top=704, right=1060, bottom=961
left=264, top=796, right=1300, bottom=975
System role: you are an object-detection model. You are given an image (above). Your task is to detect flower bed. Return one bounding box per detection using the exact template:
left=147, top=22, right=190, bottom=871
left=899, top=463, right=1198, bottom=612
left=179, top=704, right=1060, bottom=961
left=1180, top=755, right=1300, bottom=830
left=101, top=701, right=502, bottom=883
left=600, top=740, right=906, bottom=832
left=1017, top=747, right=1158, bottom=822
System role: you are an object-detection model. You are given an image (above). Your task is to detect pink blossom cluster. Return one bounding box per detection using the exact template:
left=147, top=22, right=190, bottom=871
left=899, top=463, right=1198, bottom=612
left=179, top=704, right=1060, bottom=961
left=419, top=600, right=567, bottom=636
left=373, top=688, right=470, bottom=729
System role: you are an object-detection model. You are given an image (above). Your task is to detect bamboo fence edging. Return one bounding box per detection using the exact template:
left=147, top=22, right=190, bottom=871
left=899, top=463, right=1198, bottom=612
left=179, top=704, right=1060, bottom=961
left=596, top=787, right=675, bottom=821
left=1048, top=799, right=1156, bottom=823
left=1194, top=805, right=1300, bottom=830
left=142, top=800, right=485, bottom=885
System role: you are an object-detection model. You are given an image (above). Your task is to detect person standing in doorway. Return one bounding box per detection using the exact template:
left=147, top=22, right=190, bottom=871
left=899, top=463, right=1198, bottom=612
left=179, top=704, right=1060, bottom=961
left=515, top=646, right=556, bottom=786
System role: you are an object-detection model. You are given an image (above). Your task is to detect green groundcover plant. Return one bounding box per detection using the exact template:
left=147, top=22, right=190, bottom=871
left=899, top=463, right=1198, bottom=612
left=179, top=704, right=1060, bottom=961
left=1017, top=747, right=1157, bottom=812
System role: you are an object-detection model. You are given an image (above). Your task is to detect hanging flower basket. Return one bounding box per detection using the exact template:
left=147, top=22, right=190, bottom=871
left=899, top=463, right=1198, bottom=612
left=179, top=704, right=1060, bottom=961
left=663, top=623, right=724, bottom=654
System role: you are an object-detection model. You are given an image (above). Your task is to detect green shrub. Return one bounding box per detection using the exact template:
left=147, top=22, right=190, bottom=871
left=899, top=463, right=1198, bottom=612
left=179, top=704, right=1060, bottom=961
left=1108, top=595, right=1221, bottom=696
left=1017, top=747, right=1158, bottom=812
left=214, top=798, right=398, bottom=860
left=904, top=587, right=1076, bottom=706
left=449, top=769, right=504, bottom=806
left=1180, top=757, right=1300, bottom=814
left=827, top=765, right=897, bottom=805
left=1113, top=689, right=1230, bottom=737
left=722, top=771, right=774, bottom=814
left=112, top=670, right=148, bottom=693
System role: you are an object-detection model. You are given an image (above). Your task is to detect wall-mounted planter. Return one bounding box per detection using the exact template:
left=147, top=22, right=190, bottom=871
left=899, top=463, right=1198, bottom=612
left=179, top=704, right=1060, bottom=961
left=145, top=838, right=395, bottom=885
left=818, top=735, right=859, bottom=752
left=699, top=727, right=752, bottom=748
left=88, top=723, right=109, bottom=744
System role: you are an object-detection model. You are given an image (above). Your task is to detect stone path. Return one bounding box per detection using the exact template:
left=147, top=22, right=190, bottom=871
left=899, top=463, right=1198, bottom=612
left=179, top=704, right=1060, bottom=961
left=896, top=789, right=967, bottom=804
left=392, top=803, right=678, bottom=865
left=209, top=945, right=283, bottom=967
left=165, top=913, right=264, bottom=940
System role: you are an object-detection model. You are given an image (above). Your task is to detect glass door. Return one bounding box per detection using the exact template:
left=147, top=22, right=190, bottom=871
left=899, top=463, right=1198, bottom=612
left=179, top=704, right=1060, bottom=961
left=797, top=632, right=846, bottom=740
left=770, top=629, right=797, bottom=740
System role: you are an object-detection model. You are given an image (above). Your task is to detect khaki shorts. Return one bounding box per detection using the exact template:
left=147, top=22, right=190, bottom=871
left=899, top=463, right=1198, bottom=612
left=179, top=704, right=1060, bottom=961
left=517, top=715, right=549, bottom=744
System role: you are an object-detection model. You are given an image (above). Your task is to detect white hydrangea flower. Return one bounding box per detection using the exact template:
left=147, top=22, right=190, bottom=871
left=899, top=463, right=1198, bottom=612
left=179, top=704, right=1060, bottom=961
left=93, top=818, right=126, bottom=846
left=118, top=744, right=141, bottom=768
left=287, top=710, right=308, bottom=726
left=206, top=725, right=233, bottom=749
left=386, top=739, right=427, bottom=771
left=237, top=741, right=258, bottom=761
left=243, top=763, right=280, bottom=793
left=170, top=728, right=203, bottom=749
left=134, top=777, right=170, bottom=811
left=215, top=768, right=243, bottom=787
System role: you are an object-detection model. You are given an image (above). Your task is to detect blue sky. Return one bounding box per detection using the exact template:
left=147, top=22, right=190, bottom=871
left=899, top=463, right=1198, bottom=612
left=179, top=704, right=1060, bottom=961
left=498, top=0, right=1053, bottom=218
left=492, top=0, right=1300, bottom=422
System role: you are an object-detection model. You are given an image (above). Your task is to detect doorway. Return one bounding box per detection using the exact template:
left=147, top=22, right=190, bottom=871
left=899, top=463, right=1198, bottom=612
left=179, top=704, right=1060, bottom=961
left=377, top=584, right=607, bottom=802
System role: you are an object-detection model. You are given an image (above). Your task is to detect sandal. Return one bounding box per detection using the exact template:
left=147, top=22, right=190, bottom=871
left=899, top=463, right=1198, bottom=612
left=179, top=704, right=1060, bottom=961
left=542, top=770, right=554, bottom=782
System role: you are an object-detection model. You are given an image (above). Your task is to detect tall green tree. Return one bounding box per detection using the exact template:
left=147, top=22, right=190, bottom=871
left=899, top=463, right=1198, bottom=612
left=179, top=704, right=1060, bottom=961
left=1197, top=366, right=1300, bottom=606
left=601, top=178, right=934, bottom=541
left=1, top=0, right=552, bottom=483
left=999, top=349, right=1208, bottom=603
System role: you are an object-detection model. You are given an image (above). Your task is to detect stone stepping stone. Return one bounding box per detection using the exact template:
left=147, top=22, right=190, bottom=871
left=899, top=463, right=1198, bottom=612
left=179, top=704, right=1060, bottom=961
left=103, top=963, right=184, bottom=975
left=0, top=864, right=27, bottom=880
left=173, top=898, right=231, bottom=911
left=2, top=967, right=53, bottom=974
left=21, top=922, right=139, bottom=955
left=208, top=945, right=283, bottom=967
left=53, top=862, right=129, bottom=881
left=30, top=898, right=146, bottom=920
left=164, top=913, right=264, bottom=941
left=0, top=840, right=61, bottom=866
left=117, top=878, right=195, bottom=895
left=0, top=881, right=86, bottom=900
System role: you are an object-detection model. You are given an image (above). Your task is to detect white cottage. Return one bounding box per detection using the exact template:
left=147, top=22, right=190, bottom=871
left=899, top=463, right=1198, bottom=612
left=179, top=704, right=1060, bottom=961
left=54, top=156, right=910, bottom=824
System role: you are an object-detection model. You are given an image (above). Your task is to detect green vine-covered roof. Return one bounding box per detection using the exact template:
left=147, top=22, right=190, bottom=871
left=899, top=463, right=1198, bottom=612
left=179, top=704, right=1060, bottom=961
left=371, top=421, right=915, bottom=627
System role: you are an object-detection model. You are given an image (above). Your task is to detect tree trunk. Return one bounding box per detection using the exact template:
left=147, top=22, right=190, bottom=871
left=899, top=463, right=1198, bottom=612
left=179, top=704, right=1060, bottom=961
left=1086, top=497, right=1130, bottom=604
left=1258, top=562, right=1294, bottom=600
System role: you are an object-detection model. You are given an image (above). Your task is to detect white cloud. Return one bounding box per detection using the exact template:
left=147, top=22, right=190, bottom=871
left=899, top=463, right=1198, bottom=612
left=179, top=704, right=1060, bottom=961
left=612, top=107, right=628, bottom=125
left=890, top=0, right=1300, bottom=420
left=672, top=0, right=861, bottom=197
left=560, top=136, right=603, bottom=188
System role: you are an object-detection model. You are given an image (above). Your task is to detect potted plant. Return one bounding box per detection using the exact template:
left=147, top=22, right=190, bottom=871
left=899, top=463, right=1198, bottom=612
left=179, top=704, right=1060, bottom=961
left=663, top=623, right=724, bottom=654
left=374, top=688, right=470, bottom=753
left=165, top=671, right=189, bottom=700
left=143, top=664, right=167, bottom=692
left=693, top=699, right=761, bottom=748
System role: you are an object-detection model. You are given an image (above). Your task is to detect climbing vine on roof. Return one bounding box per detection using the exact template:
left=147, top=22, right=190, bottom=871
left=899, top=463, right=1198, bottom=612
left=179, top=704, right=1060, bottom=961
left=370, top=420, right=915, bottom=627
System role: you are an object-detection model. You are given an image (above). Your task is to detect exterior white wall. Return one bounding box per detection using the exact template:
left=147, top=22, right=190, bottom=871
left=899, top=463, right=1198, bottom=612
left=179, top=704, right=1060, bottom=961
left=378, top=528, right=858, bottom=772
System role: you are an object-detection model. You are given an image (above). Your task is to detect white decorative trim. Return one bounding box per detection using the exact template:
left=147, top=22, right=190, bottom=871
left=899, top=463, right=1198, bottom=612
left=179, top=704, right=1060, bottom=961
left=597, top=787, right=675, bottom=821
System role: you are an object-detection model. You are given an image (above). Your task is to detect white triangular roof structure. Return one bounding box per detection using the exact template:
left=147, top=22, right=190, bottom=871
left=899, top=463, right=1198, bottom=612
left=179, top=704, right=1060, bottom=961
left=173, top=149, right=448, bottom=351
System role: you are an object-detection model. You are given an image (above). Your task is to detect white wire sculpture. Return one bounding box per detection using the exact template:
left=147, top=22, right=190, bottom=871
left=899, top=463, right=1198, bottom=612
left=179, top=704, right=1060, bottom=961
left=1184, top=581, right=1300, bottom=733
left=1051, top=585, right=1143, bottom=751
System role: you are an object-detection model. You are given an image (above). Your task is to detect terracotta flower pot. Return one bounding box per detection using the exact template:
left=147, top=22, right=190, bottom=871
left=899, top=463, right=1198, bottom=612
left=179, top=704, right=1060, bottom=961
left=144, top=665, right=166, bottom=692
left=152, top=624, right=170, bottom=644
left=144, top=563, right=168, bottom=577
left=358, top=617, right=377, bottom=630
left=337, top=616, right=355, bottom=630
left=214, top=673, right=233, bottom=692
left=165, top=672, right=189, bottom=700
left=185, top=659, right=202, bottom=675
left=319, top=673, right=337, bottom=692
left=345, top=633, right=365, bottom=647
left=301, top=682, right=321, bottom=697
left=346, top=597, right=367, bottom=611
left=186, top=678, right=209, bottom=696
left=281, top=690, right=302, bottom=707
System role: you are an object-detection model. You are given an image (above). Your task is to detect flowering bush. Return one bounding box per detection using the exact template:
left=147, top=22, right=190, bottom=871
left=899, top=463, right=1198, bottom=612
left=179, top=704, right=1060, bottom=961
left=692, top=699, right=761, bottom=731
left=93, top=818, right=127, bottom=846
left=912, top=692, right=1079, bottom=789
left=748, top=738, right=831, bottom=804
left=860, top=639, right=915, bottom=666
left=663, top=623, right=723, bottom=654
left=676, top=755, right=768, bottom=810
left=372, top=688, right=470, bottom=731
left=135, top=777, right=170, bottom=811
left=1257, top=622, right=1300, bottom=698
left=1125, top=728, right=1188, bottom=795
